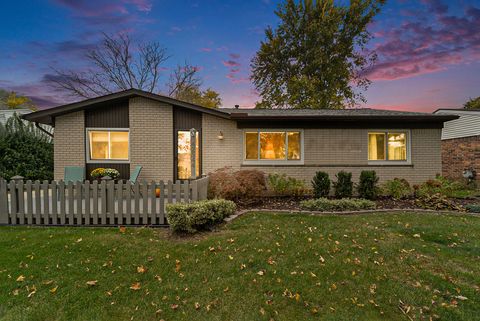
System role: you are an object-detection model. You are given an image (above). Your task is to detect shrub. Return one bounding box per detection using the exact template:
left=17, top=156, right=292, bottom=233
left=312, top=171, right=330, bottom=198
left=381, top=178, right=412, bottom=199
left=357, top=170, right=379, bottom=200
left=415, top=193, right=461, bottom=211
left=300, top=198, right=375, bottom=211
left=0, top=114, right=53, bottom=180
left=267, top=173, right=308, bottom=196
left=416, top=176, right=473, bottom=198
left=465, top=204, right=480, bottom=213
left=333, top=171, right=353, bottom=198
left=208, top=168, right=266, bottom=201
left=166, top=199, right=236, bottom=233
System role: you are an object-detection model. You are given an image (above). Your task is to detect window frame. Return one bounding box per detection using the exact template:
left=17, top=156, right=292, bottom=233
left=85, top=128, right=130, bottom=163
left=367, top=129, right=411, bottom=165
left=242, top=129, right=304, bottom=165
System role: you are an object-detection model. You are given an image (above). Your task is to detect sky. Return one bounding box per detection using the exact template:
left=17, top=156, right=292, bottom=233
left=0, top=0, right=479, bottom=112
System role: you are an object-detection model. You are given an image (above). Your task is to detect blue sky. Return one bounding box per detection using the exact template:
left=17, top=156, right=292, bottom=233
left=0, top=0, right=479, bottom=111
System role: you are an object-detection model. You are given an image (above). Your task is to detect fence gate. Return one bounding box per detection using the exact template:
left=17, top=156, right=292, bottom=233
left=0, top=177, right=209, bottom=226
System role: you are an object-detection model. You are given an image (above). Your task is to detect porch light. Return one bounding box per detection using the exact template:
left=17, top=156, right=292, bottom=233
left=218, top=131, right=224, bottom=140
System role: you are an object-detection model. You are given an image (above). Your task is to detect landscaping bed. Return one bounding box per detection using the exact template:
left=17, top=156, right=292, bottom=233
left=1, top=211, right=479, bottom=321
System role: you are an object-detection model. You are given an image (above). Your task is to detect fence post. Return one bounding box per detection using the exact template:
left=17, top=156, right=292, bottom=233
left=101, top=176, right=112, bottom=217
left=11, top=176, right=23, bottom=214
left=0, top=180, right=8, bottom=224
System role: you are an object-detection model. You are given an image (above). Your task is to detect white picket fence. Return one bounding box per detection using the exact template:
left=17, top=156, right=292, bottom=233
left=0, top=177, right=209, bottom=226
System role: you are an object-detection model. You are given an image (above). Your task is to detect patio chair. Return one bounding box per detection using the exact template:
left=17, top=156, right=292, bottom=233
left=128, top=166, right=143, bottom=195
left=64, top=166, right=85, bottom=183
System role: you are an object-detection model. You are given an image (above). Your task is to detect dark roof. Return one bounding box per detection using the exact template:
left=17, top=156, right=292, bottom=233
left=434, top=108, right=480, bottom=113
left=226, top=107, right=458, bottom=122
left=23, top=89, right=230, bottom=125
left=22, top=88, right=457, bottom=125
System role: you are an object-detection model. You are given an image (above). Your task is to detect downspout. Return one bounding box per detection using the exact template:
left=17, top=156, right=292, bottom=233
left=35, top=122, right=54, bottom=138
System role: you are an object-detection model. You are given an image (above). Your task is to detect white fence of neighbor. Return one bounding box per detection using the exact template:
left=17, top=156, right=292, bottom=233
left=0, top=177, right=209, bottom=226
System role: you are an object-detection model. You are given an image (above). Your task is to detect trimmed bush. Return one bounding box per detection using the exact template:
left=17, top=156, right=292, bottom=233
left=357, top=170, right=379, bottom=200
left=465, top=204, right=480, bottom=213
left=208, top=167, right=266, bottom=201
left=300, top=198, right=375, bottom=211
left=166, top=199, right=236, bottom=233
left=312, top=171, right=330, bottom=198
left=267, top=173, right=308, bottom=196
left=381, top=178, right=412, bottom=199
left=333, top=171, right=353, bottom=198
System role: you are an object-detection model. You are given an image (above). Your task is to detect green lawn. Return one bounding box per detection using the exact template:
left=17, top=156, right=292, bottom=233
left=0, top=212, right=479, bottom=321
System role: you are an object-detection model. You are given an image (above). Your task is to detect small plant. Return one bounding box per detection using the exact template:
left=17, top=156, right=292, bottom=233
left=267, top=173, right=308, bottom=196
left=416, top=176, right=474, bottom=198
left=333, top=171, right=353, bottom=198
left=465, top=204, right=480, bottom=213
left=90, top=168, right=120, bottom=179
left=312, top=171, right=330, bottom=198
left=300, top=198, right=375, bottom=211
left=208, top=167, right=266, bottom=201
left=415, top=193, right=461, bottom=211
left=357, top=170, right=379, bottom=200
left=166, top=199, right=236, bottom=233
left=382, top=178, right=413, bottom=199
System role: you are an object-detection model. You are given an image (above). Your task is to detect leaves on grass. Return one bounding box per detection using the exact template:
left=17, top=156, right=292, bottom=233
left=86, top=280, right=98, bottom=286
left=16, top=275, right=25, bottom=282
left=50, top=286, right=58, bottom=294
left=137, top=265, right=147, bottom=274
left=130, top=282, right=141, bottom=291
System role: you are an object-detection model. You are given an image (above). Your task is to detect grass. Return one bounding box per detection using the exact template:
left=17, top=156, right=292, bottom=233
left=0, top=211, right=479, bottom=321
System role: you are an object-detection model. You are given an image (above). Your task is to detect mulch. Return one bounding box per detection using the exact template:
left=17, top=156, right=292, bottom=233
left=236, top=195, right=480, bottom=212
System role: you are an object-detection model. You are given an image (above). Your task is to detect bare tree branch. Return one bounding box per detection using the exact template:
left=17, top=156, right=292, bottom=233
left=167, top=62, right=202, bottom=98
left=49, top=33, right=169, bottom=98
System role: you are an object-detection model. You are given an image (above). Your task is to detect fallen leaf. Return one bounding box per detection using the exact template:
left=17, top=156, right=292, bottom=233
left=175, top=260, right=181, bottom=273
left=76, top=238, right=83, bottom=243
left=16, top=275, right=25, bottom=282
left=137, top=265, right=147, bottom=274
left=413, top=234, right=421, bottom=238
left=86, top=280, right=98, bottom=286
left=119, top=226, right=126, bottom=233
left=171, top=304, right=179, bottom=310
left=257, top=271, right=265, bottom=276
left=50, top=286, right=58, bottom=294
left=194, top=302, right=201, bottom=310
left=130, top=282, right=141, bottom=291
left=42, top=280, right=54, bottom=285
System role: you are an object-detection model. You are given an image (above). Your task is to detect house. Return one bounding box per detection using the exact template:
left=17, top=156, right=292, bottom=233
left=23, top=89, right=457, bottom=184
left=433, top=108, right=480, bottom=181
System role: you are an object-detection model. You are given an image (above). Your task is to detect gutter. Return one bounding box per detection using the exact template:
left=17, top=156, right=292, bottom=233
left=35, top=122, right=54, bottom=138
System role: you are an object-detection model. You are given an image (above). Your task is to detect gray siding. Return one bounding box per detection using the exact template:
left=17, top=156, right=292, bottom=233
left=434, top=110, right=480, bottom=140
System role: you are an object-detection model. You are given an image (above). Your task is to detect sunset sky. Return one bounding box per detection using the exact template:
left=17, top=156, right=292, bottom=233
left=0, top=0, right=479, bottom=112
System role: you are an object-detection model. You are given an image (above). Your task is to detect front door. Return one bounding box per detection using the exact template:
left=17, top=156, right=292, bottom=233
left=176, top=130, right=200, bottom=180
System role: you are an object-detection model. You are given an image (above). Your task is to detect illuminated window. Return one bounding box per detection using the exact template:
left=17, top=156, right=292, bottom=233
left=368, top=131, right=407, bottom=161
left=178, top=130, right=200, bottom=179
left=245, top=130, right=302, bottom=162
left=88, top=130, right=129, bottom=161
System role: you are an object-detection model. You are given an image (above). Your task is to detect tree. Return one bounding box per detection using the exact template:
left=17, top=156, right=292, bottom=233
left=50, top=33, right=169, bottom=98
left=463, top=97, right=480, bottom=110
left=50, top=33, right=222, bottom=107
left=167, top=64, right=222, bottom=108
left=251, top=0, right=385, bottom=109
left=0, top=90, right=37, bottom=111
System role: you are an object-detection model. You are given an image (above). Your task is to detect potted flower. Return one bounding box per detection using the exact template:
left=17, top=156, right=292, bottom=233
left=90, top=168, right=120, bottom=181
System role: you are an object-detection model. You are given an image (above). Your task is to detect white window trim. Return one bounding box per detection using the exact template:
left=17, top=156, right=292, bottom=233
left=86, top=128, right=130, bottom=164
left=367, top=129, right=411, bottom=165
left=242, top=129, right=305, bottom=165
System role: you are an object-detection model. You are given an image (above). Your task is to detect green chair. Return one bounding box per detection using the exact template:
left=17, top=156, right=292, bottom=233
left=129, top=166, right=142, bottom=184
left=64, top=166, right=85, bottom=183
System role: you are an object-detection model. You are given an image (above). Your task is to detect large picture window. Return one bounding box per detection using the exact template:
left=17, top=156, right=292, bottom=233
left=368, top=131, right=408, bottom=162
left=87, top=129, right=129, bottom=161
left=244, top=130, right=302, bottom=163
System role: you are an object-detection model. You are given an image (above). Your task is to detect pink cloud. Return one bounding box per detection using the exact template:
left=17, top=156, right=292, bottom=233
left=200, top=47, right=212, bottom=52
left=222, top=60, right=240, bottom=67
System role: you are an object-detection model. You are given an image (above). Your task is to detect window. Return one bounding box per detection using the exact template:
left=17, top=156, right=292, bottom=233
left=368, top=131, right=408, bottom=162
left=87, top=129, right=129, bottom=161
left=244, top=130, right=303, bottom=163
left=177, top=130, right=200, bottom=179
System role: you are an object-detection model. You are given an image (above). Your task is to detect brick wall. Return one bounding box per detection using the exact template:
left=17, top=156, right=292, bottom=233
left=129, top=97, right=174, bottom=181
left=202, top=113, right=442, bottom=185
left=441, top=135, right=480, bottom=180
left=53, top=111, right=85, bottom=180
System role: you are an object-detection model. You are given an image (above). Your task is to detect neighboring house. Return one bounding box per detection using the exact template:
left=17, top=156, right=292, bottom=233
left=433, top=109, right=480, bottom=181
left=23, top=89, right=456, bottom=184
left=0, top=108, right=33, bottom=125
